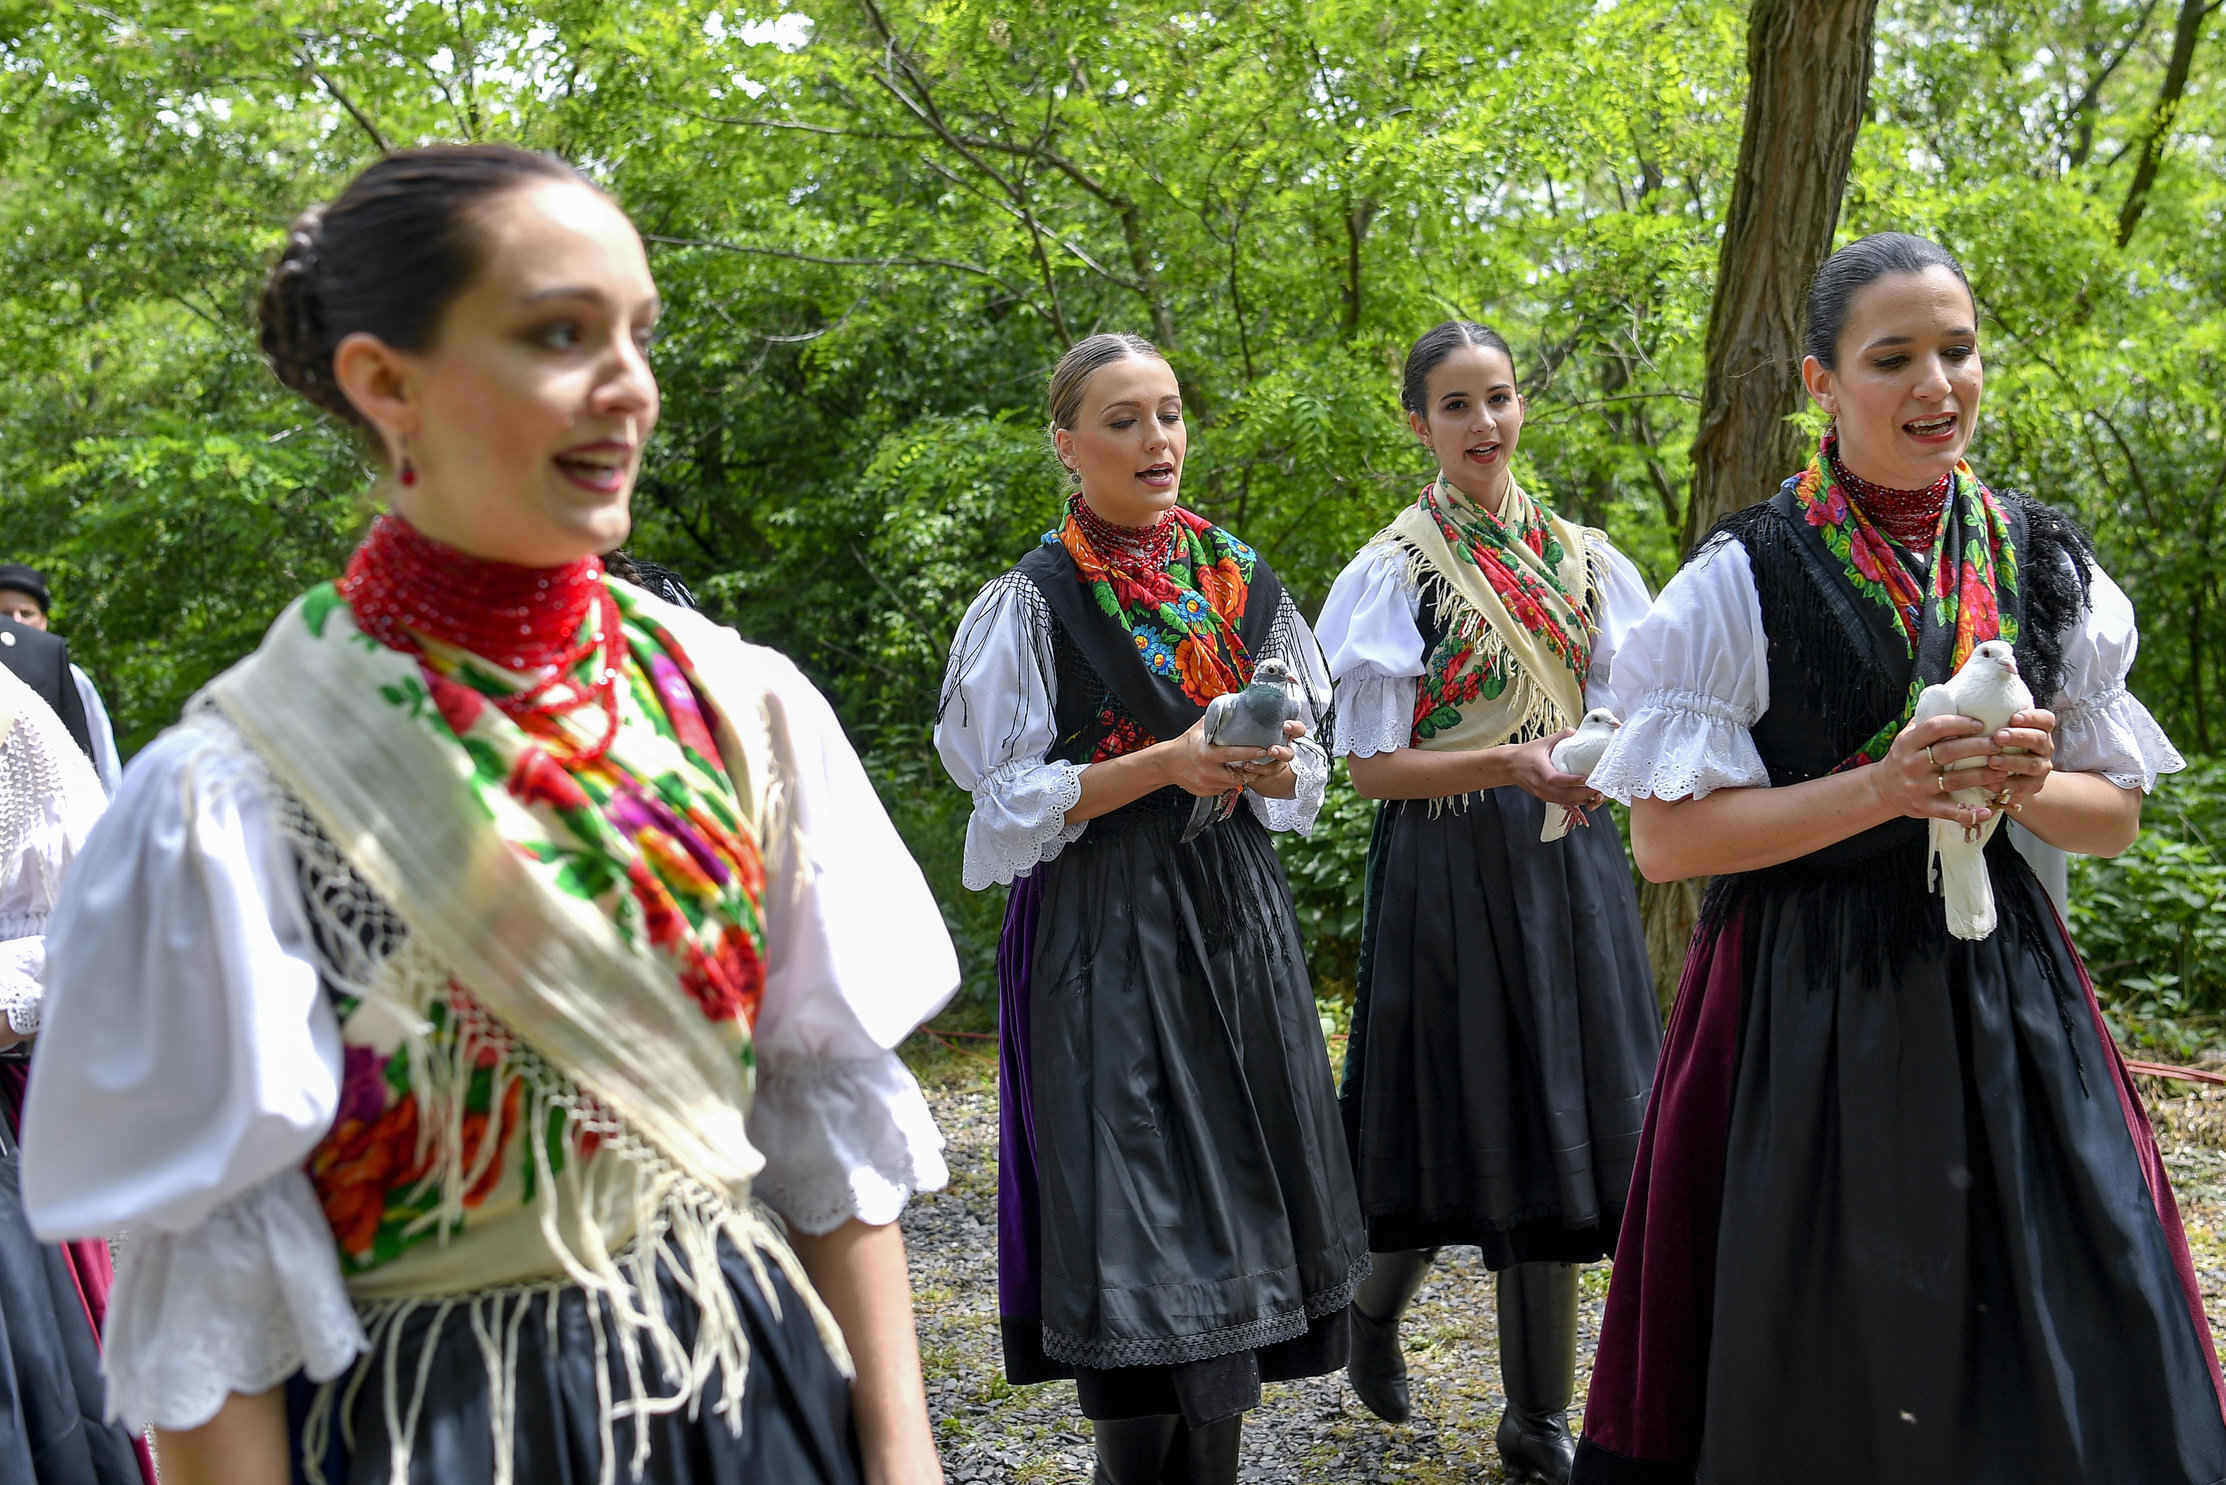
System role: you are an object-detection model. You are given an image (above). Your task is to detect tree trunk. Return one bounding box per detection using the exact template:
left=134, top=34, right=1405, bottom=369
left=1647, top=0, right=1879, bottom=981
left=1681, top=0, right=1881, bottom=552
left=2116, top=0, right=2211, bottom=249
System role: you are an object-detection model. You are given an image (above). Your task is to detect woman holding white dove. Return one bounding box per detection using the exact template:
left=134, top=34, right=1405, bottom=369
left=1571, top=233, right=2223, bottom=1484
left=1318, top=321, right=1659, bottom=1482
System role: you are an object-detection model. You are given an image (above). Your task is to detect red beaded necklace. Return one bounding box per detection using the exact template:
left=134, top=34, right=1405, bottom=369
left=1069, top=493, right=1176, bottom=575
left=1828, top=437, right=1952, bottom=551
left=339, top=513, right=627, bottom=763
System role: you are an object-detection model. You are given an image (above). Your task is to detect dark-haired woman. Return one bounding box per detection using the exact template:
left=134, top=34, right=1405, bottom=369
left=1570, top=232, right=2225, bottom=1484
left=1319, top=322, right=1658, bottom=1482
left=20, top=145, right=955, bottom=1485
left=936, top=333, right=1368, bottom=1485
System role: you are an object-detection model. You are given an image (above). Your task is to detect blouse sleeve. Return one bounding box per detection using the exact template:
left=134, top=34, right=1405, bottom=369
left=0, top=702, right=104, bottom=1036
left=2051, top=559, right=2185, bottom=793
left=1243, top=593, right=1332, bottom=836
left=934, top=576, right=1089, bottom=891
left=1583, top=536, right=1657, bottom=716
left=1589, top=537, right=1775, bottom=803
left=20, top=713, right=366, bottom=1430
left=746, top=648, right=958, bottom=1236
left=1317, top=544, right=1424, bottom=760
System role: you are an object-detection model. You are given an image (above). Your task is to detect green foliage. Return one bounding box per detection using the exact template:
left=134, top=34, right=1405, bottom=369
left=1, top=0, right=2219, bottom=1012
left=2074, top=759, right=2226, bottom=1058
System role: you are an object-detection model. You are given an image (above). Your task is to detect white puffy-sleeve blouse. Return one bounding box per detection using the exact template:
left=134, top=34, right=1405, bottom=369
left=21, top=647, right=959, bottom=1432
left=1316, top=534, right=1655, bottom=758
left=1587, top=536, right=2184, bottom=804
left=934, top=576, right=1334, bottom=891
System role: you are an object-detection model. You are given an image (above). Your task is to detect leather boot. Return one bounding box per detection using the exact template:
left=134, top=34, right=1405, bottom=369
left=1093, top=1415, right=1178, bottom=1485
left=1494, top=1261, right=1579, bottom=1484
left=1345, top=1247, right=1437, bottom=1423
left=1166, top=1416, right=1242, bottom=1485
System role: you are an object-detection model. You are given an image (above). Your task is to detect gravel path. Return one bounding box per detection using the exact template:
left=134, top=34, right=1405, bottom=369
left=900, top=1039, right=2226, bottom=1484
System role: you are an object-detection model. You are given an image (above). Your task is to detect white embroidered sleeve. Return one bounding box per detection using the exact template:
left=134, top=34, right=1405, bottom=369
left=750, top=649, right=956, bottom=1235
left=23, top=715, right=346, bottom=1238
left=17, top=714, right=362, bottom=1427
left=1583, top=536, right=1657, bottom=716
left=935, top=576, right=1088, bottom=890
left=102, top=1172, right=367, bottom=1431
left=0, top=937, right=40, bottom=1035
left=2051, top=561, right=2185, bottom=793
left=1589, top=538, right=1774, bottom=803
left=1245, top=596, right=1333, bottom=835
left=1318, top=544, right=1425, bottom=759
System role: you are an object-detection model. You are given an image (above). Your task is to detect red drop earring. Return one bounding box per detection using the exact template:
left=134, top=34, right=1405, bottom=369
left=397, top=438, right=418, bottom=487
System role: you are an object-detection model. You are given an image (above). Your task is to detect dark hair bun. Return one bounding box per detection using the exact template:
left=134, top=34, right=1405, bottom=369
left=257, top=204, right=352, bottom=423
left=255, top=145, right=596, bottom=437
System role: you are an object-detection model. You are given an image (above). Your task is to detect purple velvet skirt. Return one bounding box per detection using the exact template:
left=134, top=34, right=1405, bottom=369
left=1574, top=850, right=2226, bottom=1485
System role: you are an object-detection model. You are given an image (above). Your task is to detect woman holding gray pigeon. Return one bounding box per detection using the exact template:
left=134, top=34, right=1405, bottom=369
left=1319, top=320, right=1660, bottom=1483
left=935, top=333, right=1367, bottom=1485
left=1571, top=233, right=2224, bottom=1484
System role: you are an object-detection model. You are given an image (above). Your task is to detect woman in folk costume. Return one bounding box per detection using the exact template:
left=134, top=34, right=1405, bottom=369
left=935, top=334, right=1368, bottom=1485
left=19, top=145, right=957, bottom=1485
left=0, top=665, right=155, bottom=1485
left=1570, top=233, right=2226, bottom=1485
left=1317, top=322, right=1659, bottom=1483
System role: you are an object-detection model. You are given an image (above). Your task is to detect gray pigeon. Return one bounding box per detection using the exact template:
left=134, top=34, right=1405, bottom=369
left=1178, top=657, right=1302, bottom=844
left=1540, top=707, right=1623, bottom=842
left=1912, top=639, right=2033, bottom=939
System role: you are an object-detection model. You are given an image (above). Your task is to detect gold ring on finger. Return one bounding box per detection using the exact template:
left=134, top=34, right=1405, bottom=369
left=1935, top=772, right=1947, bottom=795
left=1925, top=744, right=1938, bottom=768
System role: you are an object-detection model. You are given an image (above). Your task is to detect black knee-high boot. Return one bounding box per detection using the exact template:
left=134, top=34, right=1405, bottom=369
left=1494, top=1261, right=1579, bottom=1485
left=1346, top=1247, right=1438, bottom=1422
left=1093, top=1416, right=1180, bottom=1485
left=1166, top=1416, right=1242, bottom=1485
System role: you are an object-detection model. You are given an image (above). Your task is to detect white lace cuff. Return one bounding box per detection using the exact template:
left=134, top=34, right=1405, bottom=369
left=1247, top=737, right=1329, bottom=836
left=102, top=1171, right=366, bottom=1431
left=2056, top=685, right=2186, bottom=794
left=750, top=1053, right=950, bottom=1236
left=1333, top=672, right=1414, bottom=758
left=0, top=938, right=41, bottom=1035
left=961, top=757, right=1088, bottom=891
left=1591, top=687, right=1771, bottom=803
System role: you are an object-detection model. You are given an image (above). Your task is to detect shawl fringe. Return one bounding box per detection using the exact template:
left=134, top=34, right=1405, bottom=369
left=245, top=712, right=850, bottom=1485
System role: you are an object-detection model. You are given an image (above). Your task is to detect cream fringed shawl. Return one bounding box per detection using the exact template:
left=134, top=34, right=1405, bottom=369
left=1370, top=478, right=1602, bottom=754
left=202, top=581, right=846, bottom=1485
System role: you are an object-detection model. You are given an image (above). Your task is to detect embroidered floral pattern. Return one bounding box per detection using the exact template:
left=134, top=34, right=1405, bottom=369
left=1789, top=442, right=2022, bottom=768
left=305, top=581, right=770, bottom=1274
left=1046, top=502, right=1257, bottom=708
left=1413, top=482, right=1594, bottom=735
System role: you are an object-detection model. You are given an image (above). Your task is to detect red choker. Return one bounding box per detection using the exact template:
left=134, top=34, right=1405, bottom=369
left=1828, top=441, right=1951, bottom=550
left=339, top=514, right=625, bottom=760
left=1069, top=494, right=1176, bottom=575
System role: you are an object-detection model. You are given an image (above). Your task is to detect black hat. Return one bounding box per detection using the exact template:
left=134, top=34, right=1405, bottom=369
left=0, top=564, right=49, bottom=613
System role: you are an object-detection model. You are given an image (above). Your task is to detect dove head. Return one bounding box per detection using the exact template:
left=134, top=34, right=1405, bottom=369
left=1970, top=640, right=2018, bottom=677
left=1252, top=657, right=1295, bottom=690
left=1579, top=707, right=1622, bottom=730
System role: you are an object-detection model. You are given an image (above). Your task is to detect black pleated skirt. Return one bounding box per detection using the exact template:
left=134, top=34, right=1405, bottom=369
left=1340, top=787, right=1659, bottom=1263
left=294, top=1236, right=860, bottom=1485
left=1576, top=839, right=2226, bottom=1484
left=1009, top=792, right=1369, bottom=1423
left=0, top=1153, right=146, bottom=1485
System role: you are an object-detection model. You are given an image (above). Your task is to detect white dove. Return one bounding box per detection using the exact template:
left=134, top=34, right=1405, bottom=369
left=1912, top=640, right=2033, bottom=940
left=1539, top=707, right=1622, bottom=843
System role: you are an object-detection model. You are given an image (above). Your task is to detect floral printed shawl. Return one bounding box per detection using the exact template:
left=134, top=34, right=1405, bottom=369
left=1046, top=502, right=1257, bottom=709
left=1783, top=437, right=2020, bottom=768
left=291, top=584, right=769, bottom=1274
left=206, top=581, right=790, bottom=1263
left=1372, top=478, right=1597, bottom=752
